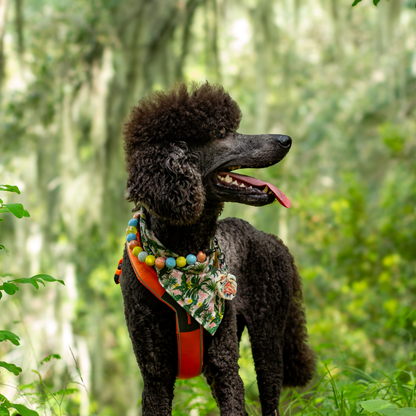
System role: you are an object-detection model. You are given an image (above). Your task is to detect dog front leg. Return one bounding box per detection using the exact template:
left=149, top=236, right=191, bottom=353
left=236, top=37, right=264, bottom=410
left=128, top=320, right=177, bottom=416
left=120, top=256, right=178, bottom=415
left=203, top=301, right=248, bottom=416
left=126, top=308, right=178, bottom=416
left=141, top=376, right=176, bottom=416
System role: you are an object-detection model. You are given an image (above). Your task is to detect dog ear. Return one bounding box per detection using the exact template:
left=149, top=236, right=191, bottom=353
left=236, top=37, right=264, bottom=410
left=125, top=142, right=206, bottom=226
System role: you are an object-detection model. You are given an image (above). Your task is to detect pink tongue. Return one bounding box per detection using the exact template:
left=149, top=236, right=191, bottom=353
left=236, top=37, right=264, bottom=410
left=225, top=172, right=291, bottom=208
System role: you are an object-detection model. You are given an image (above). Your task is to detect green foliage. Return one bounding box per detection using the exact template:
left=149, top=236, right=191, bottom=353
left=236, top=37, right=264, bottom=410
left=0, top=185, right=29, bottom=222
left=173, top=377, right=218, bottom=415
left=0, top=395, right=39, bottom=416
left=169, top=361, right=416, bottom=415
left=0, top=331, right=20, bottom=346
left=0, top=361, right=22, bottom=376
left=39, top=354, right=61, bottom=365
left=0, top=275, right=65, bottom=299
left=0, top=186, right=21, bottom=194
left=274, top=364, right=416, bottom=416
left=352, top=0, right=415, bottom=7
left=0, top=186, right=65, bottom=416
left=0, top=203, right=30, bottom=219
left=361, top=400, right=416, bottom=415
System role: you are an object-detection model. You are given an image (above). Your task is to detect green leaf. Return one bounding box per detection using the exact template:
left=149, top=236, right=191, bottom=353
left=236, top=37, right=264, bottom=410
left=33, top=274, right=65, bottom=286
left=361, top=400, right=397, bottom=412
left=373, top=0, right=381, bottom=5
left=0, top=361, right=22, bottom=376
left=0, top=245, right=5, bottom=250
left=379, top=408, right=416, bottom=416
left=350, top=411, right=361, bottom=416
left=9, top=404, right=39, bottom=416
left=53, top=388, right=78, bottom=395
left=0, top=185, right=20, bottom=194
left=23, top=210, right=30, bottom=218
left=40, top=354, right=61, bottom=365
left=0, top=405, right=9, bottom=416
left=18, top=383, right=36, bottom=390
left=6, top=275, right=64, bottom=290
left=3, top=204, right=25, bottom=219
left=2, top=283, right=19, bottom=295
left=397, top=380, right=410, bottom=406
left=0, top=394, right=8, bottom=403
left=0, top=330, right=21, bottom=346
left=352, top=0, right=363, bottom=6
left=9, top=278, right=39, bottom=290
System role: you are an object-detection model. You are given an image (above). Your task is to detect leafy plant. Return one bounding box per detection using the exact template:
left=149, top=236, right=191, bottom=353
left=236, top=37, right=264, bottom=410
left=273, top=362, right=416, bottom=416
left=0, top=185, right=65, bottom=416
left=352, top=0, right=416, bottom=8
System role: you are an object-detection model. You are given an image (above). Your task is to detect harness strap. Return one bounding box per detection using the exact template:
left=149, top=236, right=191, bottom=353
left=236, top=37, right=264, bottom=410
left=119, top=247, right=204, bottom=379
left=114, top=258, right=122, bottom=284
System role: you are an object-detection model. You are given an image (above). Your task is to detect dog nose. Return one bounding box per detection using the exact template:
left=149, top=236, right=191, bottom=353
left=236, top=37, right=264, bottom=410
left=276, top=135, right=292, bottom=149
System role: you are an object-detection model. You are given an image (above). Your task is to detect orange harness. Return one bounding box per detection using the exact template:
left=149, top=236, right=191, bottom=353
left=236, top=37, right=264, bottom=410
left=115, top=246, right=204, bottom=379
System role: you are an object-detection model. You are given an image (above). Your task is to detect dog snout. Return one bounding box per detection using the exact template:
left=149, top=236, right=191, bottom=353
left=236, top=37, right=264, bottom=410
left=274, top=135, right=292, bottom=149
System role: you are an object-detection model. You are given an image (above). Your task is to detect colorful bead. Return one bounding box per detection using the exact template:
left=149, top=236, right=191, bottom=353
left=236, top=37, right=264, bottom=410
left=126, top=216, right=210, bottom=271
left=197, top=251, right=206, bottom=262
left=186, top=254, right=197, bottom=265
left=138, top=251, right=148, bottom=262
left=176, top=256, right=187, bottom=268
left=126, top=233, right=137, bottom=242
left=128, top=240, right=140, bottom=251
left=155, top=257, right=166, bottom=269
left=166, top=257, right=176, bottom=268
left=126, top=226, right=138, bottom=234
left=132, top=246, right=143, bottom=257
left=128, top=219, right=139, bottom=228
left=145, top=255, right=156, bottom=266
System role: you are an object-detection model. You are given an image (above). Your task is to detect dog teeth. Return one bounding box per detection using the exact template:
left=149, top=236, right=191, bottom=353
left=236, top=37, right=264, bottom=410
left=216, top=174, right=248, bottom=189
left=262, top=186, right=269, bottom=193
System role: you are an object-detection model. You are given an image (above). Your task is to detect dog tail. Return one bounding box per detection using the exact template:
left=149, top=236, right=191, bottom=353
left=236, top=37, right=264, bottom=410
left=269, top=234, right=316, bottom=388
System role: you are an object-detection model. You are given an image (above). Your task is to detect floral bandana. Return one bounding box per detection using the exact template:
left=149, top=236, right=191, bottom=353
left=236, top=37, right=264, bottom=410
left=137, top=208, right=237, bottom=335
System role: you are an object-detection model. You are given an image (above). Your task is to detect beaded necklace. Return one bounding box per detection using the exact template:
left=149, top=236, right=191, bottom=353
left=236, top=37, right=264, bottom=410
left=125, top=208, right=237, bottom=335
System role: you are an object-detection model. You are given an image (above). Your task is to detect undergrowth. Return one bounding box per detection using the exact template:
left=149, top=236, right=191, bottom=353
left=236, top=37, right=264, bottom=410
left=173, top=361, right=416, bottom=416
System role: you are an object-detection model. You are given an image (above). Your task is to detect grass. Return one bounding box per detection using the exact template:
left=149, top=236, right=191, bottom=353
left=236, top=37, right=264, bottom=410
left=279, top=362, right=416, bottom=416
left=4, top=348, right=416, bottom=415
left=172, top=360, right=416, bottom=416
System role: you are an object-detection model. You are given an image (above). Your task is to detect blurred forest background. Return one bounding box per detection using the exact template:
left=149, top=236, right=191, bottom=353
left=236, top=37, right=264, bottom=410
left=1, top=0, right=416, bottom=415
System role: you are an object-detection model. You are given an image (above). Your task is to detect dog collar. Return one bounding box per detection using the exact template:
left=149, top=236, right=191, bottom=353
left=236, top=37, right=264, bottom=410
left=125, top=208, right=237, bottom=335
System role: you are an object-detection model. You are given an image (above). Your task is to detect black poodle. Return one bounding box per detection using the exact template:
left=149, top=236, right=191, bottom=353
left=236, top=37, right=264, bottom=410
left=119, top=82, right=315, bottom=416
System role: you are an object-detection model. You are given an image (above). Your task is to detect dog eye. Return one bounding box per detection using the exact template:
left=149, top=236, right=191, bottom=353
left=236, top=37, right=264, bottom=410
left=216, top=132, right=226, bottom=139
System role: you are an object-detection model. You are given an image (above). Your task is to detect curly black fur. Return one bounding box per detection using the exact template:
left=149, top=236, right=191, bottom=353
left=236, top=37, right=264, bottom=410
left=119, top=82, right=316, bottom=416
left=123, top=82, right=241, bottom=226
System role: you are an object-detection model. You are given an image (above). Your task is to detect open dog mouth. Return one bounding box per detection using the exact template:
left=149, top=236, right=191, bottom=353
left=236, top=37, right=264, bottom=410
left=215, top=169, right=291, bottom=208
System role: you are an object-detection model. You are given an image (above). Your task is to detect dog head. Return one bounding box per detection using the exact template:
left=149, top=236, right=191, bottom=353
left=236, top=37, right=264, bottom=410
left=123, top=82, right=291, bottom=226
